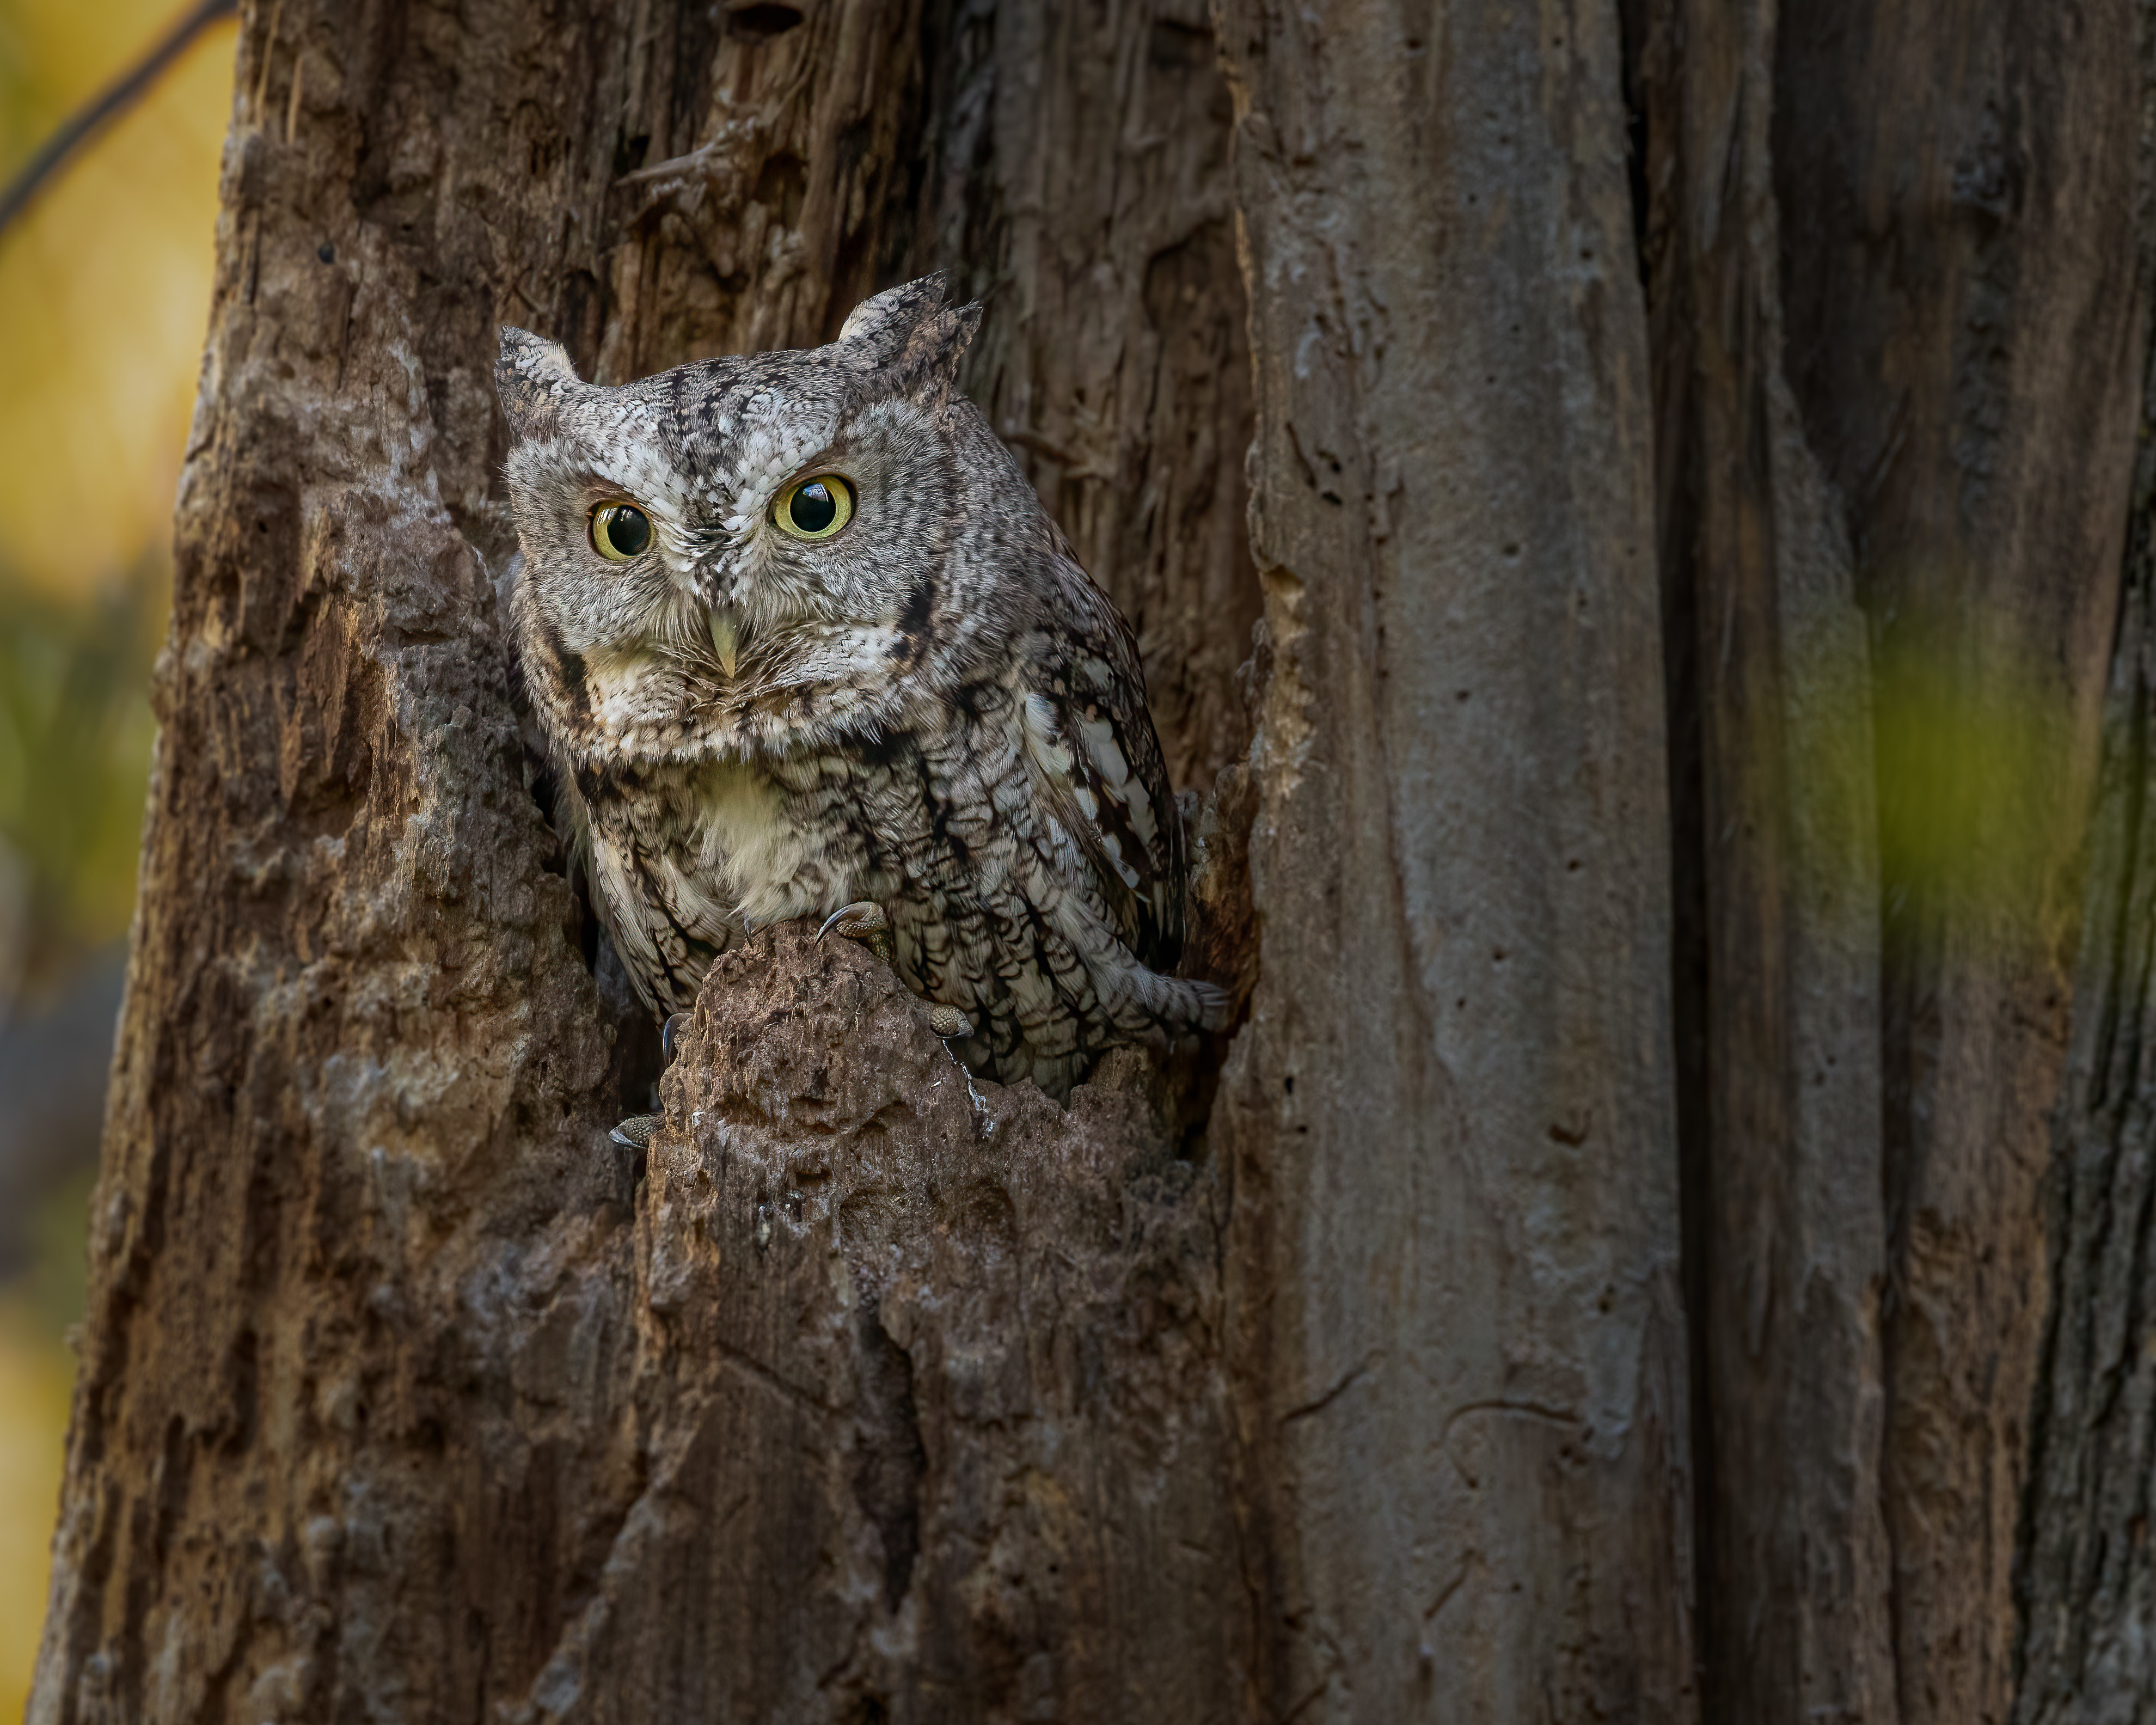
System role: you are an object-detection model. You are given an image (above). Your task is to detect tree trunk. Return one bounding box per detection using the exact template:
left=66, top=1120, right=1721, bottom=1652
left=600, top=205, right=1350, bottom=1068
left=1634, top=1, right=1896, bottom=1715
left=35, top=0, right=2156, bottom=1720
left=1635, top=3, right=2149, bottom=1721
left=1206, top=2, right=1695, bottom=1717
left=2013, top=346, right=2156, bottom=1725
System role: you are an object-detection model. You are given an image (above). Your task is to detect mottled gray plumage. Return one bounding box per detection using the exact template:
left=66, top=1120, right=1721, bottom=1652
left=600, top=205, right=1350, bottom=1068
left=497, top=276, right=1222, bottom=1098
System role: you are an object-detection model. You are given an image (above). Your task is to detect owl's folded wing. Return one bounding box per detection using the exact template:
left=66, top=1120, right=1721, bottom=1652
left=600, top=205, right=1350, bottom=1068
left=1017, top=633, right=1187, bottom=976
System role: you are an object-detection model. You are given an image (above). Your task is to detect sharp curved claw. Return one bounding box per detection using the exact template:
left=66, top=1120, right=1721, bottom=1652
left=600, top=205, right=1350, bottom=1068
left=661, top=1012, right=688, bottom=1065
left=817, top=901, right=890, bottom=944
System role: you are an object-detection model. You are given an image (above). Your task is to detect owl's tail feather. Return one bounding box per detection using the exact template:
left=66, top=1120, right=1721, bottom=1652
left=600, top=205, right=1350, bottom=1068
left=1184, top=978, right=1231, bottom=1035
left=1107, top=966, right=1229, bottom=1039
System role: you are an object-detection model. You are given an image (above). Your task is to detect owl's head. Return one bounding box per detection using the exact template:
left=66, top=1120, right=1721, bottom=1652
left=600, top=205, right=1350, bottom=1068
left=497, top=275, right=1017, bottom=760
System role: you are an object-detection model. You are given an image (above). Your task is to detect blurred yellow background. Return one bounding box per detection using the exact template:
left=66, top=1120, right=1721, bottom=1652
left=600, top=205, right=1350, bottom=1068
left=0, top=0, right=234, bottom=1711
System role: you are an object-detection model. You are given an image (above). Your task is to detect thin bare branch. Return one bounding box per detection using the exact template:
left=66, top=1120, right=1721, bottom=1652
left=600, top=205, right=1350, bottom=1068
left=0, top=0, right=237, bottom=246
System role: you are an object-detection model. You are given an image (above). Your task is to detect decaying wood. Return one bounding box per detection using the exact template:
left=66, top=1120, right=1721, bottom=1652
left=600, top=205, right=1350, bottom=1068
left=514, top=923, right=1246, bottom=1722
left=28, top=1, right=1270, bottom=1718
left=923, top=0, right=1259, bottom=797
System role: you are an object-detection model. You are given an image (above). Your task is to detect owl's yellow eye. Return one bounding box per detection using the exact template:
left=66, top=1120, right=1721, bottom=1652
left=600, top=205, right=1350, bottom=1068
left=774, top=474, right=854, bottom=541
left=590, top=501, right=652, bottom=561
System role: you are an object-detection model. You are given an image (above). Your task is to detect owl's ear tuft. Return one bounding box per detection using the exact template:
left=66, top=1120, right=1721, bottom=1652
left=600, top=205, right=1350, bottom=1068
left=837, top=275, right=981, bottom=397
left=497, top=327, right=585, bottom=441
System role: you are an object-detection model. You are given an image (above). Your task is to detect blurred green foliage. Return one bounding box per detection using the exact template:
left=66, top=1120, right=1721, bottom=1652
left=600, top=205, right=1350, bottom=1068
left=0, top=565, right=162, bottom=1005
left=1869, top=633, right=2066, bottom=940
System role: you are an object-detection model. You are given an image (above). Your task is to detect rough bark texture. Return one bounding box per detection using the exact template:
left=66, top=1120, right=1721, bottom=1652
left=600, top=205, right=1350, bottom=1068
left=1771, top=14, right=2148, bottom=1717
left=926, top=0, right=1259, bottom=798
left=28, top=1, right=1265, bottom=1718
left=524, top=923, right=1246, bottom=1722
left=1631, top=1, right=2153, bottom=1720
left=1209, top=3, right=1695, bottom=1718
left=2014, top=331, right=2156, bottom=1725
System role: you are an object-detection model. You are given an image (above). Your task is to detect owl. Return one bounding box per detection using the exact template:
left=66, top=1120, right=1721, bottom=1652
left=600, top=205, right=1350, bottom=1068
left=496, top=274, right=1223, bottom=1104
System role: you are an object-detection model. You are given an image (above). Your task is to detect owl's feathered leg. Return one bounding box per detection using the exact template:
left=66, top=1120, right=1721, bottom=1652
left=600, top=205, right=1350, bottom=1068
left=818, top=902, right=976, bottom=1041
left=608, top=1012, right=690, bottom=1152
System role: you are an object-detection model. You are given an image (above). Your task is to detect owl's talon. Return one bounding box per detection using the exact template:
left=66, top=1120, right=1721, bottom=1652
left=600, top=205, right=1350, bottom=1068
left=926, top=1004, right=974, bottom=1040
left=817, top=901, right=893, bottom=964
left=661, top=1012, right=688, bottom=1064
left=610, top=1114, right=661, bottom=1151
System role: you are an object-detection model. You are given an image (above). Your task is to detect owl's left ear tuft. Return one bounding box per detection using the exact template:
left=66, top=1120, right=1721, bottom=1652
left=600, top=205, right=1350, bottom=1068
left=496, top=327, right=585, bottom=441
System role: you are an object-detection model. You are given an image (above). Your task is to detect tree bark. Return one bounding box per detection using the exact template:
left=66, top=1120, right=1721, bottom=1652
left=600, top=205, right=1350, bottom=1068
left=926, top=0, right=1259, bottom=799
left=1635, top=0, right=1896, bottom=1716
left=1772, top=13, right=2146, bottom=1714
left=1634, top=2, right=2151, bottom=1721
left=1209, top=3, right=1695, bottom=1717
left=2013, top=340, right=2156, bottom=1725
left=39, top=0, right=2156, bottom=1720
left=29, top=0, right=1266, bottom=1718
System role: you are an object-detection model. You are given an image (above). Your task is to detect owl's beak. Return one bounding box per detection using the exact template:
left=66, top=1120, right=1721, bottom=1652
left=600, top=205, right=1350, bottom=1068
left=708, top=609, right=740, bottom=677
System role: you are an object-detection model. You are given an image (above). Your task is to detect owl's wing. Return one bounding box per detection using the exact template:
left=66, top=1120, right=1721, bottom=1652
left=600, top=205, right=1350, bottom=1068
left=1019, top=619, right=1187, bottom=975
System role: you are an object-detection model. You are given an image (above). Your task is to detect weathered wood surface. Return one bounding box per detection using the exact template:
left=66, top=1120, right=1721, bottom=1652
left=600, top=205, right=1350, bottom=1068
left=1210, top=2, right=1697, bottom=1717
left=28, top=1, right=1272, bottom=1719
left=516, top=925, right=1246, bottom=1723
left=2014, top=383, right=2156, bottom=1725
left=1773, top=11, right=2148, bottom=1714
left=1643, top=5, right=2146, bottom=1722
left=926, top=0, right=1259, bottom=799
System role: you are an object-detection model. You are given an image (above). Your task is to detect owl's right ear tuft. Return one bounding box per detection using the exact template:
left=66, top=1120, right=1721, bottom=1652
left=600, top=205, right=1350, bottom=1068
left=497, top=327, right=584, bottom=441
left=836, top=276, right=980, bottom=402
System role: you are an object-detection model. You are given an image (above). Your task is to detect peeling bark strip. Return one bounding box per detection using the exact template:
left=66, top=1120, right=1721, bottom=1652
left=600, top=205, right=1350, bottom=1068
left=1209, top=2, right=1696, bottom=1718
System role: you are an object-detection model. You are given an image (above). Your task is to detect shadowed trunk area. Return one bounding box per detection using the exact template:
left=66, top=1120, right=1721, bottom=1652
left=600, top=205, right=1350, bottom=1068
left=1634, top=0, right=2153, bottom=1720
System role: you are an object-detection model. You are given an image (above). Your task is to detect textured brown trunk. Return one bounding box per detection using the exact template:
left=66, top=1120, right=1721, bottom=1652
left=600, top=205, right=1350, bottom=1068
left=31, top=0, right=1697, bottom=1717
left=1634, top=0, right=1897, bottom=1715
left=40, top=0, right=2156, bottom=1720
left=1637, top=1, right=2151, bottom=1721
left=28, top=1, right=1265, bottom=1717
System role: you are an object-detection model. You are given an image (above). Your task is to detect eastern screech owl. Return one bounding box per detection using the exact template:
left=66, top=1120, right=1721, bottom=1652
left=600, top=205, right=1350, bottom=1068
left=496, top=275, right=1222, bottom=1099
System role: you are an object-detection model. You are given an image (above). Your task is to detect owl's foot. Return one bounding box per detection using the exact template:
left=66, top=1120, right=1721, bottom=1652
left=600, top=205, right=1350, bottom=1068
left=924, top=1003, right=975, bottom=1039
left=608, top=1013, right=691, bottom=1149
left=817, top=902, right=976, bottom=1042
left=817, top=901, right=893, bottom=964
